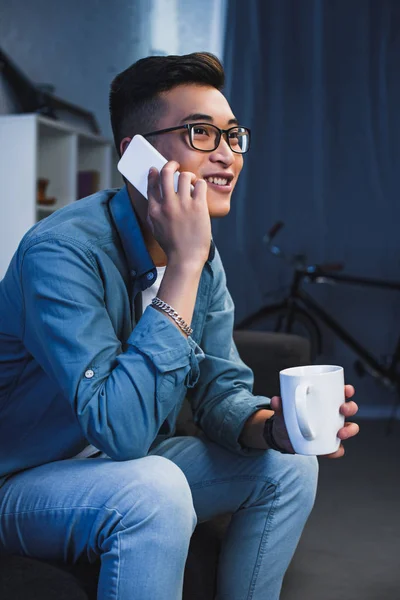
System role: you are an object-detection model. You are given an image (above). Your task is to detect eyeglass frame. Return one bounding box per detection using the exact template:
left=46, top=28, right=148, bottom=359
left=142, top=122, right=251, bottom=154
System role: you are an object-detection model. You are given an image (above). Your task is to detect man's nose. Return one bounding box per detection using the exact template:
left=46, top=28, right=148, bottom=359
left=210, top=135, right=235, bottom=165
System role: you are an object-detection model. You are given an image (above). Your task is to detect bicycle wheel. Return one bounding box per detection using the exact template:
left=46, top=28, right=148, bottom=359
left=236, top=304, right=321, bottom=362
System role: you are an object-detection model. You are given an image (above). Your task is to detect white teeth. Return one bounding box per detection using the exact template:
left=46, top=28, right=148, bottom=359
left=206, top=177, right=228, bottom=186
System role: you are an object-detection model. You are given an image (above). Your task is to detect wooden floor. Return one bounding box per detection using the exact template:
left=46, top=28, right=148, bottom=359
left=281, top=419, right=400, bottom=600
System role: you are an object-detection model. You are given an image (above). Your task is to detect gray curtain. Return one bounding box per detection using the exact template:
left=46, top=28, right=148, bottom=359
left=215, top=0, right=400, bottom=414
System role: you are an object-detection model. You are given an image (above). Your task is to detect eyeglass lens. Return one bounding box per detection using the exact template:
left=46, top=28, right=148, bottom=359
left=190, top=124, right=250, bottom=153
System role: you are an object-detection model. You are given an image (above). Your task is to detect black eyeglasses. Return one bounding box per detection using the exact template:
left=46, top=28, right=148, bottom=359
left=142, top=122, right=251, bottom=154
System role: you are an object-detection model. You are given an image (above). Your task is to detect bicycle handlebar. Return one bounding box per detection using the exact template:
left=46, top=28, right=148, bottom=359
left=266, top=221, right=285, bottom=241
left=263, top=221, right=345, bottom=273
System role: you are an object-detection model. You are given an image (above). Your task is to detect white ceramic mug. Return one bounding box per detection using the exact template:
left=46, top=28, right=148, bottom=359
left=279, top=365, right=345, bottom=455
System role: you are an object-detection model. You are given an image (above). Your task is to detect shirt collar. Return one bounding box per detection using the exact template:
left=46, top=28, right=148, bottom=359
left=108, top=186, right=215, bottom=286
left=108, top=186, right=156, bottom=289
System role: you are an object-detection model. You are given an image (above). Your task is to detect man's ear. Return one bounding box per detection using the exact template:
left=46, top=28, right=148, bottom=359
left=120, top=137, right=132, bottom=156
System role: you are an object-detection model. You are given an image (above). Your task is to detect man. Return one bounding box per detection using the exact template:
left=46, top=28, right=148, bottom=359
left=0, top=52, right=359, bottom=599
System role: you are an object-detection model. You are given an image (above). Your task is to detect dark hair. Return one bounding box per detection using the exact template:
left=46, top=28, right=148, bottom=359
left=109, top=52, right=225, bottom=155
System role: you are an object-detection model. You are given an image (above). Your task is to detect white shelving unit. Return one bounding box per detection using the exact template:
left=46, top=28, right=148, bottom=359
left=0, top=114, right=116, bottom=279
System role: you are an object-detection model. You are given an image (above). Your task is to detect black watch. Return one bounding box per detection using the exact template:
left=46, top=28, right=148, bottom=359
left=263, top=415, right=293, bottom=454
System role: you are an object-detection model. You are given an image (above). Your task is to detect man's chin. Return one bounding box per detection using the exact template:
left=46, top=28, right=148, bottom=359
left=208, top=199, right=231, bottom=218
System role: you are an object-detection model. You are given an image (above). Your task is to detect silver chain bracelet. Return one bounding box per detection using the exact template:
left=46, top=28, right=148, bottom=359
left=151, top=297, right=193, bottom=336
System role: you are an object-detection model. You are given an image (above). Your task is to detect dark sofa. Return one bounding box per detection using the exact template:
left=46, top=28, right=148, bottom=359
left=0, top=331, right=310, bottom=600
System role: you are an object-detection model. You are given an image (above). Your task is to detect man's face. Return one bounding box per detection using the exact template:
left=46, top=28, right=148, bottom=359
left=149, top=84, right=244, bottom=218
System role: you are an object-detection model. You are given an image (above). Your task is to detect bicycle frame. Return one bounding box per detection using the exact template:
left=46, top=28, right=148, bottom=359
left=290, top=269, right=400, bottom=387
left=247, top=220, right=400, bottom=425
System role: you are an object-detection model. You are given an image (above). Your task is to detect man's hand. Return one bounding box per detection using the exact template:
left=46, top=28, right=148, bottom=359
left=147, top=162, right=211, bottom=268
left=270, top=385, right=359, bottom=458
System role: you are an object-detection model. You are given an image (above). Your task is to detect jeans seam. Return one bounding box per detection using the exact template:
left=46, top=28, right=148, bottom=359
left=0, top=505, right=125, bottom=520
left=115, top=529, right=121, bottom=600
left=247, top=481, right=281, bottom=600
left=190, top=474, right=279, bottom=491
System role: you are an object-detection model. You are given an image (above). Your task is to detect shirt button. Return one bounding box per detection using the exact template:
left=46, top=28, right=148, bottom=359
left=84, top=369, right=94, bottom=379
left=130, top=269, right=137, bottom=277
left=147, top=272, right=154, bottom=280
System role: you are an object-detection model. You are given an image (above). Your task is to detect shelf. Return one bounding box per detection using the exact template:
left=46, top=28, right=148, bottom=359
left=36, top=204, right=58, bottom=213
left=37, top=114, right=109, bottom=143
left=38, top=132, right=76, bottom=209
left=0, top=113, right=113, bottom=279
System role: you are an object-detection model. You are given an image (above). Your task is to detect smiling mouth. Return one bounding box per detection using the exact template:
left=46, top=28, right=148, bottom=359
left=205, top=176, right=231, bottom=187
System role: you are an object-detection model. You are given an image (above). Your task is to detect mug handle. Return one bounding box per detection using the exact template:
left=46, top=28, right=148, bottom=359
left=295, top=383, right=316, bottom=440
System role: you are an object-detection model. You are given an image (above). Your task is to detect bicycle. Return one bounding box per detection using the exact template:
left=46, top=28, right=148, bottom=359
left=235, top=221, right=400, bottom=428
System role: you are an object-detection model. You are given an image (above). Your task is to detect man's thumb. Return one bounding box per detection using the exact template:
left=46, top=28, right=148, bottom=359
left=270, top=396, right=282, bottom=412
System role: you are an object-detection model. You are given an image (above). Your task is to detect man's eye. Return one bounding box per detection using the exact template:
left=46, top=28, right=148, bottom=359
left=193, top=126, right=209, bottom=136
left=228, top=132, right=240, bottom=144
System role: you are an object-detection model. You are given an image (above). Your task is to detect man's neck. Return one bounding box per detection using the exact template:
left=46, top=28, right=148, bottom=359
left=142, top=227, right=168, bottom=267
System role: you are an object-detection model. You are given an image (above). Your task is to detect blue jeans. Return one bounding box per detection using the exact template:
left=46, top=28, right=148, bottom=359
left=0, top=435, right=318, bottom=599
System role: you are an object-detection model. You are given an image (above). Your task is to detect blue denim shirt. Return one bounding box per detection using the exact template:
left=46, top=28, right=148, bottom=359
left=0, top=186, right=269, bottom=485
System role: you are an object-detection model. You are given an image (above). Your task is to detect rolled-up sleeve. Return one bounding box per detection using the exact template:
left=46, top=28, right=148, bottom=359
left=188, top=251, right=271, bottom=455
left=129, top=314, right=205, bottom=387
left=21, top=236, right=205, bottom=461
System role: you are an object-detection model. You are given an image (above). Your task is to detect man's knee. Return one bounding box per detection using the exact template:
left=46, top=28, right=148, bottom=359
left=278, top=453, right=319, bottom=514
left=250, top=450, right=318, bottom=518
left=100, top=456, right=197, bottom=536
left=131, top=455, right=196, bottom=522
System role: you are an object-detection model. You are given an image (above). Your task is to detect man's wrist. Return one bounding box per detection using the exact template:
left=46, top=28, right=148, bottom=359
left=166, top=256, right=205, bottom=277
left=263, top=415, right=293, bottom=454
left=239, top=408, right=273, bottom=449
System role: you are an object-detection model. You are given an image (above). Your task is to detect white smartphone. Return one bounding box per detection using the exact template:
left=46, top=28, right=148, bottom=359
left=117, top=134, right=180, bottom=199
